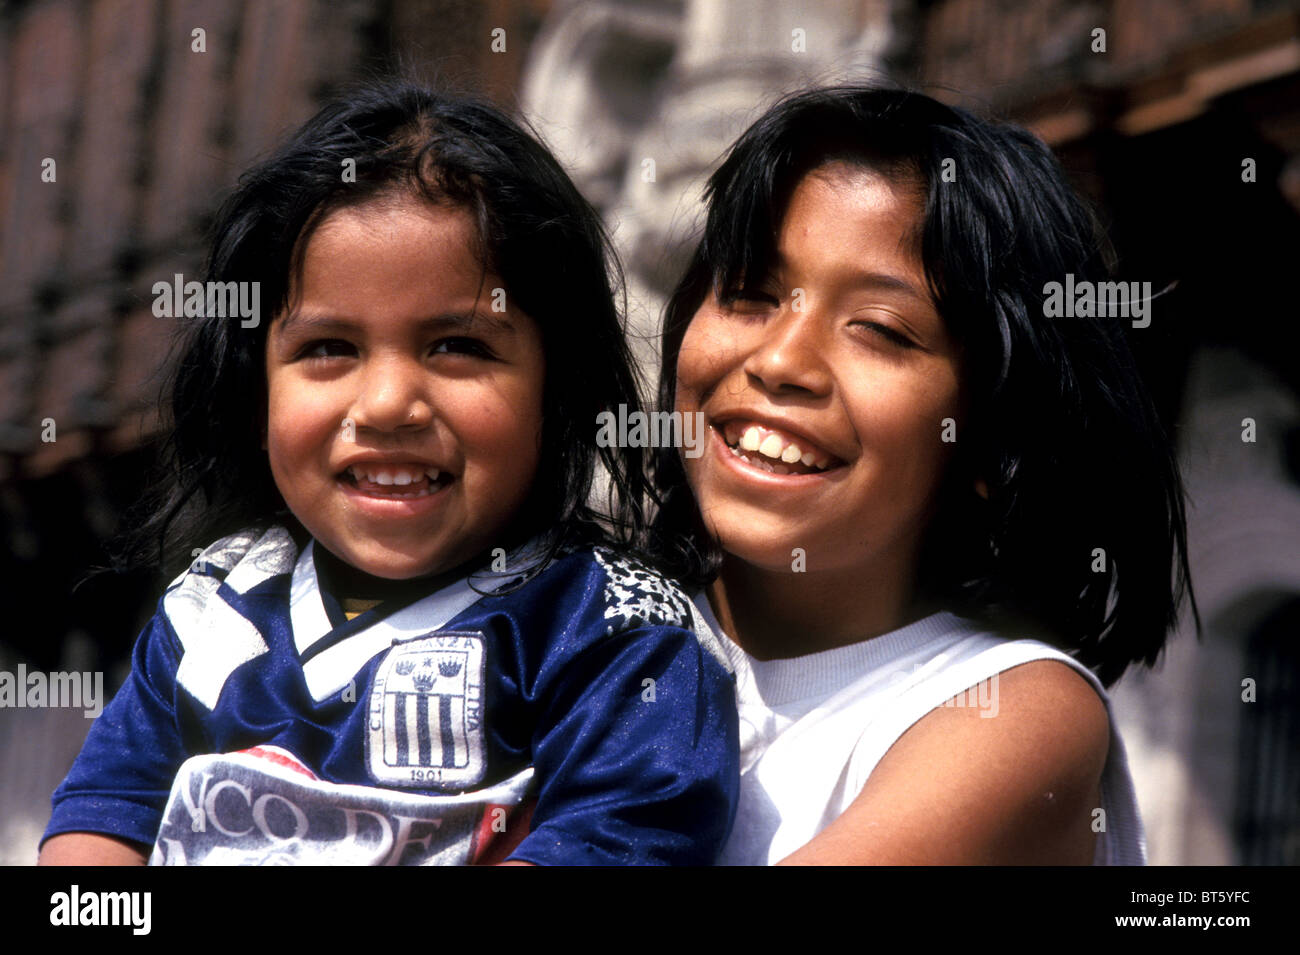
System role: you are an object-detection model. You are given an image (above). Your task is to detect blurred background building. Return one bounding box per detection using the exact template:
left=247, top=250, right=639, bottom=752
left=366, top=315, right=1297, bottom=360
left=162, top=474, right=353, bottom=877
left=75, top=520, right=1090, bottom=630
left=1, top=0, right=1297, bottom=865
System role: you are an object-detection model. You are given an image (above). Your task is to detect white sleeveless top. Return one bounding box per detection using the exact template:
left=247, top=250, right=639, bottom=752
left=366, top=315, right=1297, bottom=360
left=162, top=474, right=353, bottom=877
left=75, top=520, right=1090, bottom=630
left=690, top=597, right=1146, bottom=866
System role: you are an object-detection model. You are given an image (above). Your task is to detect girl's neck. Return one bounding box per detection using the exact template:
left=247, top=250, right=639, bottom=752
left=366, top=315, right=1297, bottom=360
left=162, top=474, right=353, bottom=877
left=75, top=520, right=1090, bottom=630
left=312, top=541, right=481, bottom=603
left=707, top=555, right=933, bottom=661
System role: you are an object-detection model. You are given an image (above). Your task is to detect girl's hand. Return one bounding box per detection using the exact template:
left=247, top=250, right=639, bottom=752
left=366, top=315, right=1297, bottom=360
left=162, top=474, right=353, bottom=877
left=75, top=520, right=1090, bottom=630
left=778, top=660, right=1110, bottom=865
left=38, top=832, right=149, bottom=866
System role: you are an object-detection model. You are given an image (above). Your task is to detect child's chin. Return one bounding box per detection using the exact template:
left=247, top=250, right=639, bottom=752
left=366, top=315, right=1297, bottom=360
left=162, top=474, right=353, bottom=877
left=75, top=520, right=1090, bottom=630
left=339, top=544, right=452, bottom=580
left=378, top=559, right=452, bottom=580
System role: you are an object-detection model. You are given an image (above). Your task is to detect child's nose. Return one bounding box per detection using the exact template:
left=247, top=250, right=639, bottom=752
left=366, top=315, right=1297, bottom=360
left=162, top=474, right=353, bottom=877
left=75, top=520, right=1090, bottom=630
left=741, top=305, right=833, bottom=397
left=350, top=356, right=434, bottom=432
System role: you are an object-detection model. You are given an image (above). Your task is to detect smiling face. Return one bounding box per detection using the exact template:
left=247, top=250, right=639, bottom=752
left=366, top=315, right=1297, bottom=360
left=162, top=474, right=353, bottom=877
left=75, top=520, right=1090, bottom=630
left=675, top=162, right=963, bottom=587
left=265, top=196, right=545, bottom=580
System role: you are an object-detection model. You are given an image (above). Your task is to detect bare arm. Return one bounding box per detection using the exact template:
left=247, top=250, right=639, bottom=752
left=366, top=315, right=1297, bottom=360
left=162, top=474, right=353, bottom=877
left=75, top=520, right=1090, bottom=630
left=778, top=660, right=1110, bottom=865
left=39, top=832, right=149, bottom=866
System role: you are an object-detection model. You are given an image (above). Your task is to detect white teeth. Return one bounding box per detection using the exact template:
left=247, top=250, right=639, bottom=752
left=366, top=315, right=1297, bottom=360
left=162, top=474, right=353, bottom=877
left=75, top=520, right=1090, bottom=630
left=348, top=465, right=440, bottom=486
left=758, top=434, right=784, bottom=459
left=725, top=423, right=835, bottom=473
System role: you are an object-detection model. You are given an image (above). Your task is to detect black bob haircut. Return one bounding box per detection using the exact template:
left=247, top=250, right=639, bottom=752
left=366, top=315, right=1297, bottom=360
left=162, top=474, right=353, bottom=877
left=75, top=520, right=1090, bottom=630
left=117, top=79, right=650, bottom=584
left=652, top=84, right=1197, bottom=687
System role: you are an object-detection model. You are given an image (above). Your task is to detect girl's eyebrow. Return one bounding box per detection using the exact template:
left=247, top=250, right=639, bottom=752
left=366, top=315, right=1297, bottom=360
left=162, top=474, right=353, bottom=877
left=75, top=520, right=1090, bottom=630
left=277, top=310, right=518, bottom=337
left=849, top=271, right=929, bottom=302
left=769, top=249, right=929, bottom=303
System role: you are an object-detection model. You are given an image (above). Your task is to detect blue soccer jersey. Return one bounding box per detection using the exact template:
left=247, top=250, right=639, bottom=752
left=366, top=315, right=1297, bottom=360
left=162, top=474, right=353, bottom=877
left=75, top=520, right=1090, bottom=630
left=44, top=525, right=740, bottom=865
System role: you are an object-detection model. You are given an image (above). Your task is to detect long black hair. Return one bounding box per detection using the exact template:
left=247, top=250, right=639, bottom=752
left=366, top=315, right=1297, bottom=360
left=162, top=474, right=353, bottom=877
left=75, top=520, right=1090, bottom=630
left=116, top=79, right=650, bottom=583
left=652, top=84, right=1196, bottom=687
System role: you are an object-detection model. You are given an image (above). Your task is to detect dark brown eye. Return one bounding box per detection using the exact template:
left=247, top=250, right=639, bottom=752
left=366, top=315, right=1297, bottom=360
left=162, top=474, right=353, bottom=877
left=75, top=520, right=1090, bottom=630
left=721, top=288, right=780, bottom=309
left=299, top=339, right=355, bottom=360
left=853, top=321, right=914, bottom=348
left=432, top=337, right=494, bottom=359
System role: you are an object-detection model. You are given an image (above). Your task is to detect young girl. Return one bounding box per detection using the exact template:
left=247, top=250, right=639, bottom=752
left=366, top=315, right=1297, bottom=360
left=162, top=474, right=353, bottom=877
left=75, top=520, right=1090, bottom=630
left=652, top=85, right=1195, bottom=865
left=40, top=81, right=737, bottom=866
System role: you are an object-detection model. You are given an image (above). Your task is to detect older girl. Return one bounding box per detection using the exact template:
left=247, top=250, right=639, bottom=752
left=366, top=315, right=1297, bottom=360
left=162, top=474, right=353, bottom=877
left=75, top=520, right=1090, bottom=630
left=653, top=85, right=1194, bottom=865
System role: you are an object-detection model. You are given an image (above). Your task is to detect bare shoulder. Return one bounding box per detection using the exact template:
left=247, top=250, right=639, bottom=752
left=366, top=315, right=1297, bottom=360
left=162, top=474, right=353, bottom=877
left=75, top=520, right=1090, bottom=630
left=779, top=658, right=1110, bottom=865
left=984, top=658, right=1111, bottom=769
left=882, top=658, right=1112, bottom=836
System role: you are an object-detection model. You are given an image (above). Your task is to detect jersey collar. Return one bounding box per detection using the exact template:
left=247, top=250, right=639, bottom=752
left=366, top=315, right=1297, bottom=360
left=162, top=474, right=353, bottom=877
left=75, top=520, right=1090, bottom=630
left=289, top=540, right=492, bottom=702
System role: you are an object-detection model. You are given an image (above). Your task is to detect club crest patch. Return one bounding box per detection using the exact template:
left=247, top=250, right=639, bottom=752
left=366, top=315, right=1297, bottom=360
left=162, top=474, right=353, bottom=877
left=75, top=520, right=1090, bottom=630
left=366, top=631, right=486, bottom=790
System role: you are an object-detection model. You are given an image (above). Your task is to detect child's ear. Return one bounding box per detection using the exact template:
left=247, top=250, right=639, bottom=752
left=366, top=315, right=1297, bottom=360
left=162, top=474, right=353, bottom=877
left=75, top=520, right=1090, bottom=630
left=974, top=477, right=989, bottom=500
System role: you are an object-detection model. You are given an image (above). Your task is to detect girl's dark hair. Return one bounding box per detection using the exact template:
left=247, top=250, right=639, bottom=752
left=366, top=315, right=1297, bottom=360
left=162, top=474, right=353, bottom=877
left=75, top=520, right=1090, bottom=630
left=652, top=84, right=1196, bottom=686
left=117, top=79, right=649, bottom=584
